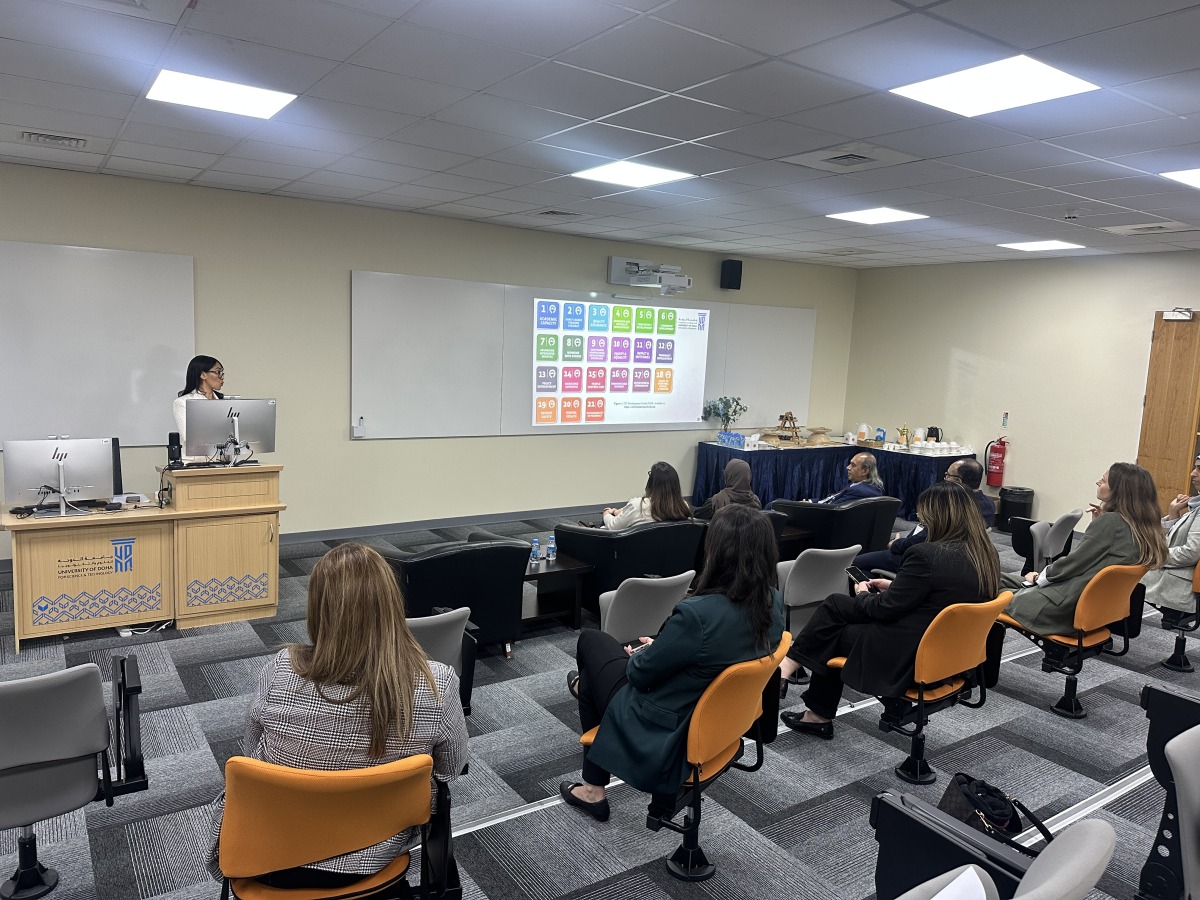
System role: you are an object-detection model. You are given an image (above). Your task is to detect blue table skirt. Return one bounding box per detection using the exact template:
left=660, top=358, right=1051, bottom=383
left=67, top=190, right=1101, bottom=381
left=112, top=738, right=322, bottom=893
left=693, top=442, right=976, bottom=521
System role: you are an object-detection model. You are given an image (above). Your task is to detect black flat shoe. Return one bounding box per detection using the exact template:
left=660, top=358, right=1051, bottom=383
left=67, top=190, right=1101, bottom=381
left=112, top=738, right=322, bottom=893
left=567, top=670, right=580, bottom=698
left=781, top=710, right=834, bottom=739
left=560, top=781, right=610, bottom=822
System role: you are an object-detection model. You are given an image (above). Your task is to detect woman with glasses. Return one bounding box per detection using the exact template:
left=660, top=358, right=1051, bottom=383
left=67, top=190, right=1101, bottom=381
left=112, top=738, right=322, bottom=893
left=172, top=355, right=225, bottom=446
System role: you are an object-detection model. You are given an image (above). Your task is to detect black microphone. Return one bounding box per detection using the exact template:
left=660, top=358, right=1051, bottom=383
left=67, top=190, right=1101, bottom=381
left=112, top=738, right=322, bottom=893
left=167, top=431, right=182, bottom=465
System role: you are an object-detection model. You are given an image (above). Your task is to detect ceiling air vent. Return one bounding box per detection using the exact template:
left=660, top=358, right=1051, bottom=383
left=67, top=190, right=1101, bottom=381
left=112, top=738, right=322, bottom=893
left=1097, top=220, right=1199, bottom=236
left=813, top=248, right=880, bottom=257
left=536, top=210, right=583, bottom=217
left=22, top=132, right=87, bottom=149
left=781, top=142, right=921, bottom=173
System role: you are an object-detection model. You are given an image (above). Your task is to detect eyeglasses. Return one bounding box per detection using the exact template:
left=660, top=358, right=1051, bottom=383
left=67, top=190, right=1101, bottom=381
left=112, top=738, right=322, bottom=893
left=943, top=473, right=962, bottom=483
left=207, top=368, right=225, bottom=378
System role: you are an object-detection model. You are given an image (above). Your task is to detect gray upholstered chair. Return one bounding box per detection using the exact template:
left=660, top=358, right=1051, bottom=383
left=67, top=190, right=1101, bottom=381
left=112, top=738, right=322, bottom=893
left=893, top=818, right=1115, bottom=900
left=408, top=606, right=476, bottom=716
left=1033, top=508, right=1084, bottom=571
left=1165, top=721, right=1200, bottom=900
left=599, top=569, right=695, bottom=644
left=0, top=663, right=113, bottom=899
left=777, top=544, right=861, bottom=633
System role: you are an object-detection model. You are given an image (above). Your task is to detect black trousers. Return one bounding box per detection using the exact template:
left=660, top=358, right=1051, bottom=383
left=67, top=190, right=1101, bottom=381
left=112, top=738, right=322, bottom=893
left=575, top=628, right=631, bottom=787
left=258, top=867, right=367, bottom=888
left=788, top=592, right=872, bottom=720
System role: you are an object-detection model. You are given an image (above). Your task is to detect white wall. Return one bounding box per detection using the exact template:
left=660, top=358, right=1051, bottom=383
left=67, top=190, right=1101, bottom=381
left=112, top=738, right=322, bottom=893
left=0, top=163, right=858, bottom=559
left=849, top=253, right=1200, bottom=524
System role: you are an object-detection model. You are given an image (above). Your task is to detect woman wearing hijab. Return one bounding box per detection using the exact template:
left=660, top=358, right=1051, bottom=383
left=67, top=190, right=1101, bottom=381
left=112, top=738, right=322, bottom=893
left=692, top=459, right=762, bottom=520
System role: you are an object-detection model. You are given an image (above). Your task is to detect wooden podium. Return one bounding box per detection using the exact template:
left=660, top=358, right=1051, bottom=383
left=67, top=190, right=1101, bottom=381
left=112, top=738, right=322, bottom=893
left=3, top=465, right=285, bottom=652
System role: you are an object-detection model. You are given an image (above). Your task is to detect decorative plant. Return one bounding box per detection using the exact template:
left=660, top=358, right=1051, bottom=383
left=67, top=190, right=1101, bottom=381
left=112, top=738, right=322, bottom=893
left=702, top=396, right=748, bottom=430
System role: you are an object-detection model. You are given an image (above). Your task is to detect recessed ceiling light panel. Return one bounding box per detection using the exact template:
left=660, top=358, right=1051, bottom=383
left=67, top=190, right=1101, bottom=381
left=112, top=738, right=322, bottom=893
left=147, top=70, right=296, bottom=119
left=826, top=207, right=928, bottom=225
left=997, top=240, right=1085, bottom=251
left=890, top=55, right=1099, bottom=117
left=570, top=161, right=694, bottom=188
left=1160, top=168, right=1200, bottom=189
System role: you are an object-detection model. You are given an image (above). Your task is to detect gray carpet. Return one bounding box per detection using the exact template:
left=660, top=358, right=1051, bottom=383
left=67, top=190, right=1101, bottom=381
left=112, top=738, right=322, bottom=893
left=0, top=519, right=1183, bottom=899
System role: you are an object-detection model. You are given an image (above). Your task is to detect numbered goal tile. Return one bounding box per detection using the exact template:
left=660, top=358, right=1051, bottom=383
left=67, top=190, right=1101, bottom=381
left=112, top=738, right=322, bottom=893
left=535, top=396, right=558, bottom=424
left=536, top=333, right=559, bottom=361
left=609, top=367, right=630, bottom=392
left=656, top=308, right=677, bottom=334
left=632, top=367, right=652, bottom=392
left=586, top=366, right=607, bottom=392
left=560, top=396, right=582, bottom=423
left=536, top=300, right=560, bottom=329
left=654, top=368, right=674, bottom=393
left=562, top=301, right=586, bottom=330
left=611, top=305, right=632, bottom=333
left=633, top=337, right=653, bottom=363
left=561, top=366, right=582, bottom=392
left=535, top=366, right=558, bottom=392
left=585, top=397, right=605, bottom=422
left=655, top=338, right=674, bottom=363
left=588, top=304, right=610, bottom=331
left=635, top=307, right=656, bottom=333
left=610, top=335, right=631, bottom=362
left=561, top=334, right=584, bottom=361
left=587, top=335, right=608, bottom=362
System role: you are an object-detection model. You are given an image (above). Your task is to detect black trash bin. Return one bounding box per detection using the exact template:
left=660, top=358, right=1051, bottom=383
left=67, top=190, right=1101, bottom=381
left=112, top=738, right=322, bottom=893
left=995, top=486, right=1034, bottom=533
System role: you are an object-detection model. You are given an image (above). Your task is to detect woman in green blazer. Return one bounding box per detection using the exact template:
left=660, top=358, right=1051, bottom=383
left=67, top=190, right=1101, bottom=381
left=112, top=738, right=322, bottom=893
left=1004, top=462, right=1166, bottom=635
left=560, top=504, right=785, bottom=821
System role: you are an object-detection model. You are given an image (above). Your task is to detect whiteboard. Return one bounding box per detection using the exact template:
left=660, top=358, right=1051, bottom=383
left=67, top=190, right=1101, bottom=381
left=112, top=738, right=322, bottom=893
left=0, top=241, right=194, bottom=446
left=350, top=271, right=815, bottom=439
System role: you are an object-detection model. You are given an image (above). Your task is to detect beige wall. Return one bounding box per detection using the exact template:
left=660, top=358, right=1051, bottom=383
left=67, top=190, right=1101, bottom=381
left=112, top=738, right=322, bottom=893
left=0, top=163, right=857, bottom=558
left=849, top=253, right=1200, bottom=524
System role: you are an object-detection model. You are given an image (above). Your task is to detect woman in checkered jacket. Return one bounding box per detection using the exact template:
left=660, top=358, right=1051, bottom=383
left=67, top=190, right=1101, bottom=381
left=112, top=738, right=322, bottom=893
left=205, top=542, right=469, bottom=889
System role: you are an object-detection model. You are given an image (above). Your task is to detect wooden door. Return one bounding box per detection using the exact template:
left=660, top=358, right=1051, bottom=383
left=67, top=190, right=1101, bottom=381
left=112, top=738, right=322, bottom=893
left=174, top=513, right=278, bottom=620
left=1137, top=312, right=1200, bottom=513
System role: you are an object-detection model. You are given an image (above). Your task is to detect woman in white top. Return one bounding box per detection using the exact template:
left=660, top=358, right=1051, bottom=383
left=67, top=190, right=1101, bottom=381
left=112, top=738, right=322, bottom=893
left=602, top=461, right=691, bottom=529
left=172, top=355, right=224, bottom=446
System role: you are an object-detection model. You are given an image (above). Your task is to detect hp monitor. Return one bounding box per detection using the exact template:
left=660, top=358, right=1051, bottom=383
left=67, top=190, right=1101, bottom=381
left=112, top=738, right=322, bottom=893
left=3, top=438, right=117, bottom=517
left=184, top=398, right=276, bottom=463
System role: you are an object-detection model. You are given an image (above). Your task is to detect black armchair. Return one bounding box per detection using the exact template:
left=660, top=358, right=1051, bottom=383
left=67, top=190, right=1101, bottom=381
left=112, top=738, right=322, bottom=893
left=770, top=495, right=901, bottom=552
left=384, top=539, right=530, bottom=656
left=553, top=520, right=707, bottom=615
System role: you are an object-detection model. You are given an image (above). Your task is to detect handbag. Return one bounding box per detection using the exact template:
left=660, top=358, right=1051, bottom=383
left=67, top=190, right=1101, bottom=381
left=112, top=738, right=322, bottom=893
left=937, top=773, right=1053, bottom=857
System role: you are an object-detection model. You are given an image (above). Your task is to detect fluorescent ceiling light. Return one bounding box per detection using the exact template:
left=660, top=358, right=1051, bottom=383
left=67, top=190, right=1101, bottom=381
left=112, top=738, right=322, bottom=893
left=147, top=70, right=296, bottom=119
left=997, top=240, right=1085, bottom=251
left=826, top=207, right=928, bottom=225
left=1160, top=168, right=1200, bottom=189
left=890, top=55, right=1099, bottom=117
left=570, top=161, right=694, bottom=188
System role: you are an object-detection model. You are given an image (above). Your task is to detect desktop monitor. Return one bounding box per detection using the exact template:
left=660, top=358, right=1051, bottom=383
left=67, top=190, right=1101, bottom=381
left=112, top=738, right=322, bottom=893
left=2, top=438, right=117, bottom=515
left=184, top=398, right=276, bottom=461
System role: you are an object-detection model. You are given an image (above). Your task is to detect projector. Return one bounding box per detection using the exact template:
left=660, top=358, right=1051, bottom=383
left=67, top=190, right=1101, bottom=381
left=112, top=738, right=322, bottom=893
left=657, top=273, right=692, bottom=293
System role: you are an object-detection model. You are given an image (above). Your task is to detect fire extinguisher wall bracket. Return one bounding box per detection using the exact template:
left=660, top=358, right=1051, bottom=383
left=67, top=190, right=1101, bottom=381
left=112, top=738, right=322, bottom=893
left=985, top=437, right=1008, bottom=488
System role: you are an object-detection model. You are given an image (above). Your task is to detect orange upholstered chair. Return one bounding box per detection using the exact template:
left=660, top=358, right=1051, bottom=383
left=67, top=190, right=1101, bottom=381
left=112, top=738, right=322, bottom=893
left=998, top=564, right=1147, bottom=719
left=580, top=632, right=792, bottom=882
left=828, top=592, right=1013, bottom=785
left=217, top=754, right=458, bottom=900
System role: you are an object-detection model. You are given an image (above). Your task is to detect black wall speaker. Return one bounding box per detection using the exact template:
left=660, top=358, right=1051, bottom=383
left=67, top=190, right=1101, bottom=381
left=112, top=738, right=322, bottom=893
left=720, top=258, right=743, bottom=290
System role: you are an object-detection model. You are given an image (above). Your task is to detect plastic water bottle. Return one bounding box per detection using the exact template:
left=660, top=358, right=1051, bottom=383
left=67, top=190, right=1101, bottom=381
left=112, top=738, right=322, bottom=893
left=547, top=536, right=557, bottom=562
left=530, top=537, right=540, bottom=563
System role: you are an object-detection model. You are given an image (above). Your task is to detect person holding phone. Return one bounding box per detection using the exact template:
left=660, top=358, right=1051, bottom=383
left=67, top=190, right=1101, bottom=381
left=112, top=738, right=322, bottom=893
left=779, top=481, right=1000, bottom=739
left=559, top=504, right=784, bottom=820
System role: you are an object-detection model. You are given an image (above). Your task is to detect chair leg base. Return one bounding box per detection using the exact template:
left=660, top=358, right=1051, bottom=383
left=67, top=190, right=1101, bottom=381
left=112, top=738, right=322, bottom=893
left=894, top=756, right=936, bottom=785
left=665, top=844, right=715, bottom=882
left=1162, top=633, right=1193, bottom=672
left=1, top=863, right=58, bottom=900
left=1050, top=697, right=1086, bottom=719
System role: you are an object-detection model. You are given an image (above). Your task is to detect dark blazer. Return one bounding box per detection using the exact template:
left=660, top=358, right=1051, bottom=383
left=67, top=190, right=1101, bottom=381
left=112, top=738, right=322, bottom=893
left=586, top=589, right=785, bottom=796
left=886, top=490, right=996, bottom=558
left=840, top=542, right=991, bottom=698
left=821, top=481, right=883, bottom=505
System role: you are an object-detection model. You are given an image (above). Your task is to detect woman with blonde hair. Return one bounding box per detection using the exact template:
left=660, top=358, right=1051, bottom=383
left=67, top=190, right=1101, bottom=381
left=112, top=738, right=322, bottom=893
left=780, top=481, right=1001, bottom=739
left=205, top=542, right=468, bottom=889
left=1004, top=462, right=1167, bottom=635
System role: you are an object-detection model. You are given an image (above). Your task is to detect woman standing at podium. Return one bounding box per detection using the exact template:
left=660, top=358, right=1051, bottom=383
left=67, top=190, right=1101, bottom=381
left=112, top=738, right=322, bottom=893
left=172, top=354, right=224, bottom=445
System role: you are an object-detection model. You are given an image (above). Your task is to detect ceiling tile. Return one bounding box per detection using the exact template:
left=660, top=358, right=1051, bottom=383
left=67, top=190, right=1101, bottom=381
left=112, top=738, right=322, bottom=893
left=601, top=96, right=762, bottom=142
left=355, top=140, right=474, bottom=171
left=0, top=98, right=124, bottom=138
left=0, top=0, right=173, bottom=63
left=445, top=158, right=559, bottom=186
left=300, top=169, right=396, bottom=192
left=653, top=0, right=904, bottom=57
left=487, top=141, right=613, bottom=173
left=930, top=0, right=1199, bottom=48
left=784, top=13, right=1011, bottom=90
left=540, top=122, right=675, bottom=158
left=102, top=158, right=198, bottom=180
left=324, top=157, right=433, bottom=182
left=246, top=120, right=377, bottom=154
left=876, top=119, right=1028, bottom=157
left=560, top=18, right=765, bottom=93
left=1116, top=69, right=1200, bottom=116
left=411, top=172, right=508, bottom=194
left=110, top=140, right=217, bottom=168
left=186, top=0, right=391, bottom=60
left=128, top=97, right=264, bottom=138
left=684, top=60, right=869, bottom=119
left=211, top=156, right=314, bottom=179
left=162, top=28, right=337, bottom=93
left=0, top=73, right=134, bottom=120
left=1052, top=116, right=1200, bottom=158
left=0, top=36, right=152, bottom=94
left=309, top=65, right=472, bottom=117
left=120, top=121, right=240, bottom=155
left=790, top=91, right=955, bottom=139
left=433, top=94, right=583, bottom=141
left=1037, top=7, right=1200, bottom=86
left=192, top=170, right=289, bottom=191
left=406, top=0, right=634, bottom=56
left=1001, top=160, right=1147, bottom=187
left=485, top=62, right=663, bottom=120
left=392, top=119, right=522, bottom=156
left=982, top=91, right=1169, bottom=141
left=938, top=142, right=1094, bottom=175
left=349, top=21, right=542, bottom=90
left=272, top=97, right=417, bottom=138
left=701, top=119, right=848, bottom=159
left=228, top=139, right=341, bottom=167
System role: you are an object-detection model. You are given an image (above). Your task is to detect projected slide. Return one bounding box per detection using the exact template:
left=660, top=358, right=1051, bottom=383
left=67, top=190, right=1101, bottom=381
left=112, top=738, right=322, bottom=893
left=532, top=299, right=709, bottom=426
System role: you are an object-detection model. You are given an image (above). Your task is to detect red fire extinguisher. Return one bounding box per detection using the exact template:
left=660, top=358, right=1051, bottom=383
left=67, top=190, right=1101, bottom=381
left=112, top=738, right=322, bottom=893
left=985, top=437, right=1008, bottom=487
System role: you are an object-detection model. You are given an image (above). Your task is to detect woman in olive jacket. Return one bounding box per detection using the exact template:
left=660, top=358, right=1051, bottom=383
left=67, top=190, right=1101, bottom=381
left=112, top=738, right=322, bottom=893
left=560, top=504, right=785, bottom=821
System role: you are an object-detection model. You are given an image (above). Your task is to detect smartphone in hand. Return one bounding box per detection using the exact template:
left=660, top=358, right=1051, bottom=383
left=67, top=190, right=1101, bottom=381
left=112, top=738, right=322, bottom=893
left=845, top=566, right=879, bottom=592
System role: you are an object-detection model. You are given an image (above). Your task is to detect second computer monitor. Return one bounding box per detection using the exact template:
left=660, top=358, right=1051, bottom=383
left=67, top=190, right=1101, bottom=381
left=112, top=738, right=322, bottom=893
left=184, top=398, right=276, bottom=460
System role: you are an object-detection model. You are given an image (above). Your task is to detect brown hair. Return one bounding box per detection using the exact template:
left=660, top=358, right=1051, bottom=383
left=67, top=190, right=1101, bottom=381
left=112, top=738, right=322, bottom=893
left=290, top=542, right=438, bottom=757
left=917, top=481, right=1001, bottom=598
left=644, top=461, right=691, bottom=522
left=1103, top=462, right=1168, bottom=570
